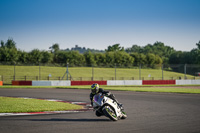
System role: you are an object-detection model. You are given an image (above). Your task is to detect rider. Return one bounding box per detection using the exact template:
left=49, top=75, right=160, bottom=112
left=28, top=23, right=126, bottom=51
left=89, top=83, right=122, bottom=116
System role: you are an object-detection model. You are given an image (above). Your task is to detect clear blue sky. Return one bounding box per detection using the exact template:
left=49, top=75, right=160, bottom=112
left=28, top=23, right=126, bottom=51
left=0, top=0, right=200, bottom=52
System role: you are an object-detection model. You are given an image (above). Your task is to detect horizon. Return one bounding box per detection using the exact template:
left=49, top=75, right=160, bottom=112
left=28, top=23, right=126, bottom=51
left=0, top=0, right=200, bottom=52
left=1, top=39, right=198, bottom=52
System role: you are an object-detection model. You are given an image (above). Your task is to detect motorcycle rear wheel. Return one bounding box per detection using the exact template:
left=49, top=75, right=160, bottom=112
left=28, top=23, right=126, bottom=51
left=103, top=105, right=118, bottom=121
left=121, top=111, right=127, bottom=119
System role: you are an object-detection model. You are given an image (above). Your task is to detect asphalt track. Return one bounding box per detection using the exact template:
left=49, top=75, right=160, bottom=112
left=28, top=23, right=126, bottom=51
left=0, top=88, right=200, bottom=133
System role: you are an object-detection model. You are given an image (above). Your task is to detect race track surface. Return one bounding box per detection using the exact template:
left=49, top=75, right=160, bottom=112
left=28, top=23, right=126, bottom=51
left=0, top=88, right=200, bottom=133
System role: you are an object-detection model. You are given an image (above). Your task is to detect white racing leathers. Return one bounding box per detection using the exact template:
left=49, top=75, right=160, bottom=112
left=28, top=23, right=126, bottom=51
left=92, top=93, right=127, bottom=121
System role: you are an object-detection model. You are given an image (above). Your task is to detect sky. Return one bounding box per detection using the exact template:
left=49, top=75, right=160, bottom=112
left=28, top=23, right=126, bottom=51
left=0, top=0, right=200, bottom=52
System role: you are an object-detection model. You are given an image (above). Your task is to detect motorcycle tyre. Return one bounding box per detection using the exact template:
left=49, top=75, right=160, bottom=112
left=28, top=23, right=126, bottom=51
left=121, top=111, right=127, bottom=119
left=103, top=105, right=118, bottom=121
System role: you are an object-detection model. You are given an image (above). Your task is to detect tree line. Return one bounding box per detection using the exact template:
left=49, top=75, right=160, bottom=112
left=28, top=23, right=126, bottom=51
left=0, top=38, right=200, bottom=68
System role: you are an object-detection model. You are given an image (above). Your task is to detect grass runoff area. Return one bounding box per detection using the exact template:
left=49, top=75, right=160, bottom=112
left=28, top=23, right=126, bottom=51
left=0, top=97, right=82, bottom=113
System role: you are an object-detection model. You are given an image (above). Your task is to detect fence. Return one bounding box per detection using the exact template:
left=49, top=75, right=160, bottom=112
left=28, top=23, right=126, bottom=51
left=0, top=63, right=200, bottom=85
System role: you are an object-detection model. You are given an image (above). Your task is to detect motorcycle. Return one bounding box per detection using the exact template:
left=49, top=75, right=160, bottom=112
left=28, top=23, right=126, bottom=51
left=92, top=93, right=127, bottom=121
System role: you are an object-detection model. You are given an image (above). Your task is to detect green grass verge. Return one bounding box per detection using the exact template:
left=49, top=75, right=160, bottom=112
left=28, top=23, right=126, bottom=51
left=1, top=65, right=199, bottom=84
left=0, top=85, right=200, bottom=94
left=68, top=85, right=200, bottom=94
left=0, top=97, right=82, bottom=113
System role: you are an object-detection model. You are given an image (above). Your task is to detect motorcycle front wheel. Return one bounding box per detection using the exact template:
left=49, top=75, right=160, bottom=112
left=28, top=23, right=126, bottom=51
left=103, top=105, right=118, bottom=121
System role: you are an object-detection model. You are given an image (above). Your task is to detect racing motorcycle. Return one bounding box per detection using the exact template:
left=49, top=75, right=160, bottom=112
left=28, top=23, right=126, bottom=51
left=92, top=93, right=127, bottom=121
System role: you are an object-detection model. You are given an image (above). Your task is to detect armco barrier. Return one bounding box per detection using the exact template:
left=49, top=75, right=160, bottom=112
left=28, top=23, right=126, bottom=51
left=107, top=80, right=142, bottom=85
left=143, top=80, right=176, bottom=85
left=32, top=81, right=71, bottom=86
left=12, top=81, right=32, bottom=86
left=12, top=81, right=19, bottom=85
left=11, top=80, right=200, bottom=86
left=50, top=81, right=71, bottom=86
left=176, top=80, right=200, bottom=85
left=71, top=81, right=107, bottom=85
left=32, top=81, right=51, bottom=86
left=0, top=81, right=3, bottom=86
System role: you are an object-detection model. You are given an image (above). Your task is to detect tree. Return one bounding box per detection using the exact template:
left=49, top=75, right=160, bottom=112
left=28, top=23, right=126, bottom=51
left=0, top=39, right=18, bottom=64
left=125, top=45, right=142, bottom=53
left=28, top=49, right=42, bottom=64
left=94, top=53, right=106, bottom=66
left=66, top=51, right=85, bottom=66
left=18, top=50, right=29, bottom=64
left=130, top=53, right=140, bottom=65
left=49, top=43, right=60, bottom=53
left=114, top=51, right=134, bottom=67
left=169, top=51, right=183, bottom=64
left=1, top=40, right=5, bottom=48
left=196, top=40, right=200, bottom=50
left=155, top=55, right=163, bottom=65
left=41, top=51, right=53, bottom=64
left=84, top=51, right=96, bottom=66
left=0, top=47, right=18, bottom=63
left=143, top=44, right=153, bottom=53
left=146, top=53, right=156, bottom=66
left=5, top=38, right=16, bottom=49
left=105, top=52, right=115, bottom=66
left=54, top=51, right=66, bottom=63
left=105, top=44, right=124, bottom=52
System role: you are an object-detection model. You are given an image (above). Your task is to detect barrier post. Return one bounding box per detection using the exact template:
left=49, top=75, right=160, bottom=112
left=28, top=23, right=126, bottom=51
left=92, top=65, right=94, bottom=81
left=67, top=63, right=69, bottom=80
left=14, top=64, right=16, bottom=81
left=39, top=63, right=41, bottom=80
left=115, top=64, right=116, bottom=80
left=162, top=64, right=164, bottom=80
left=139, top=64, right=141, bottom=80
left=184, top=64, right=187, bottom=79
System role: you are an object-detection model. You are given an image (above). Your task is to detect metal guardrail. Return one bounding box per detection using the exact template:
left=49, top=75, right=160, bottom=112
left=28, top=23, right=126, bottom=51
left=1, top=75, right=200, bottom=85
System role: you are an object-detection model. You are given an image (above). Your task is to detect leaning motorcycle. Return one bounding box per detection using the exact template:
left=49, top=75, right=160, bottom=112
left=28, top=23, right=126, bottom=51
left=92, top=93, right=127, bottom=121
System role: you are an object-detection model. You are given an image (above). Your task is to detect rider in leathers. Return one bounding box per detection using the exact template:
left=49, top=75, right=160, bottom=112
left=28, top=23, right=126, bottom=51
left=89, top=83, right=122, bottom=117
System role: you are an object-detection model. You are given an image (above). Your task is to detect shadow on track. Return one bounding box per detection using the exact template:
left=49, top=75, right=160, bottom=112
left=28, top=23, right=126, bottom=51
left=29, top=118, right=111, bottom=122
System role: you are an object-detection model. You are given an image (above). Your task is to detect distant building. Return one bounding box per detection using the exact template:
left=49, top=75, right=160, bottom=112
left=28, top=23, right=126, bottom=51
left=64, top=45, right=104, bottom=53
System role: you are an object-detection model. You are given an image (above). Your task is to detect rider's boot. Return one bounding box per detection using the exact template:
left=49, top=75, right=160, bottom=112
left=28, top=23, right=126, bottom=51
left=118, top=103, right=123, bottom=107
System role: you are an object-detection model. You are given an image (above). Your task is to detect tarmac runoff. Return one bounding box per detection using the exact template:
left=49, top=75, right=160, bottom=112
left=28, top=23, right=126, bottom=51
left=0, top=96, right=93, bottom=117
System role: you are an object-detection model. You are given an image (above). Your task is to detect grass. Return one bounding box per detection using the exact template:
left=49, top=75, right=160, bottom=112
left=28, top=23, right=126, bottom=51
left=0, top=97, right=82, bottom=113
left=0, top=85, right=200, bottom=94
left=0, top=65, right=199, bottom=84
left=69, top=85, right=200, bottom=94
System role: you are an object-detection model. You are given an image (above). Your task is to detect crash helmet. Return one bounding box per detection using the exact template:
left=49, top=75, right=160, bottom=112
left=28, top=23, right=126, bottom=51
left=91, top=83, right=99, bottom=94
